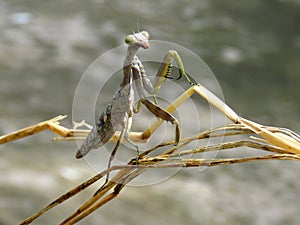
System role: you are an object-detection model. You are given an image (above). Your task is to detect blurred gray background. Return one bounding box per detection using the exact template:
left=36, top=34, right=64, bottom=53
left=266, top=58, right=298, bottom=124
left=0, top=0, right=299, bottom=224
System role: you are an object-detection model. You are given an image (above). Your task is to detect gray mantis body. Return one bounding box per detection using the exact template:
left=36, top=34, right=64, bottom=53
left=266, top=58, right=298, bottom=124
left=76, top=59, right=135, bottom=158
left=76, top=33, right=142, bottom=159
left=76, top=31, right=190, bottom=161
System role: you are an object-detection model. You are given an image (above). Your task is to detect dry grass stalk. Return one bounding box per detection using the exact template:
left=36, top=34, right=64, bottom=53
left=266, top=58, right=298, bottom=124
left=1, top=84, right=299, bottom=224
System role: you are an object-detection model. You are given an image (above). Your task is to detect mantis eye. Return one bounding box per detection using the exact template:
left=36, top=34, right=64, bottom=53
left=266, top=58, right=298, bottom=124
left=141, top=31, right=150, bottom=40
left=125, top=34, right=135, bottom=44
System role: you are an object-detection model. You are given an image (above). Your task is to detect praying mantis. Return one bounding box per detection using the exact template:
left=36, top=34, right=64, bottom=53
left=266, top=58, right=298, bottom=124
left=75, top=30, right=192, bottom=177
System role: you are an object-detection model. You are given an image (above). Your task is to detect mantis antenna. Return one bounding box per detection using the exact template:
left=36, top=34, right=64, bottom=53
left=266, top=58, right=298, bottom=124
left=136, top=0, right=143, bottom=32
left=103, top=0, right=140, bottom=34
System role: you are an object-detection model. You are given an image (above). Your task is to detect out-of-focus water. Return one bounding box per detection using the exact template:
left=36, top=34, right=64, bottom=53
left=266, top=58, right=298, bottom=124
left=0, top=0, right=299, bottom=224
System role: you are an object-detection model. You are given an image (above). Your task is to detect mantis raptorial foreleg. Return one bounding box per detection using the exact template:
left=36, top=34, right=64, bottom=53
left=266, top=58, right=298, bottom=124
left=153, top=50, right=193, bottom=92
left=131, top=49, right=194, bottom=147
left=134, top=50, right=193, bottom=104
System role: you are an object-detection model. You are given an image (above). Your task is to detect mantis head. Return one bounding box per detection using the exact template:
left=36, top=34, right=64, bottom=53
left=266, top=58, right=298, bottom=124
left=125, top=31, right=150, bottom=49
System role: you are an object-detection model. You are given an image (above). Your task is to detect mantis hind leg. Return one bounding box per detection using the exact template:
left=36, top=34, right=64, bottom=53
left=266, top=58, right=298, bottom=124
left=141, top=99, right=180, bottom=146
left=95, top=128, right=124, bottom=194
left=97, top=112, right=139, bottom=193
